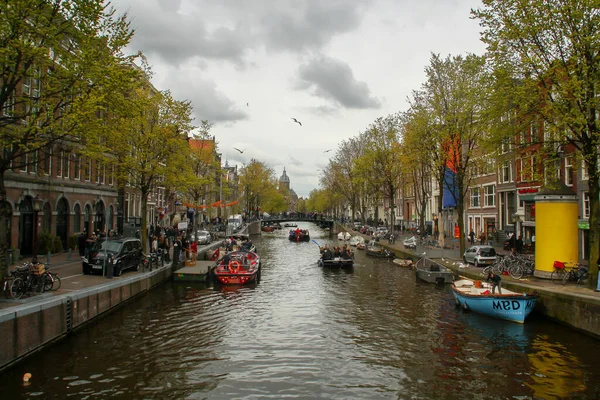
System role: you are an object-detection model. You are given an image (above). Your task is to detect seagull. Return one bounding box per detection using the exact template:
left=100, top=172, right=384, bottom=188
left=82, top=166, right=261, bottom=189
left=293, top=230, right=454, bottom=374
left=291, top=118, right=302, bottom=126
left=233, top=147, right=246, bottom=154
left=247, top=102, right=249, bottom=106
left=323, top=149, right=332, bottom=153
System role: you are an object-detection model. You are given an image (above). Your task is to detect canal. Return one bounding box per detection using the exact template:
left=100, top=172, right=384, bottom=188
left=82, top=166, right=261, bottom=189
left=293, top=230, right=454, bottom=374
left=1, top=222, right=600, bottom=399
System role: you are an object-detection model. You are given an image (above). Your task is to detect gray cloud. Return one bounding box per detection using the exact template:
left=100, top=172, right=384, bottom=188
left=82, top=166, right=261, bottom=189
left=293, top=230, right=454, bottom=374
left=297, top=55, right=381, bottom=109
left=113, top=0, right=368, bottom=67
left=260, top=1, right=367, bottom=52
left=169, top=74, right=247, bottom=123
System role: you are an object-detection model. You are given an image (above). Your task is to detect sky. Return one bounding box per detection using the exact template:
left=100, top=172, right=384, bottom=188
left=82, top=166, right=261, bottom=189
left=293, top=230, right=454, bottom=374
left=109, top=0, right=487, bottom=198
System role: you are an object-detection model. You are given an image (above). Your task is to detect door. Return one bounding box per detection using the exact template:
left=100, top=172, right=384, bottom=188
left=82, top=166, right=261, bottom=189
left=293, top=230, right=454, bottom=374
left=19, top=197, right=33, bottom=256
left=56, top=198, right=69, bottom=250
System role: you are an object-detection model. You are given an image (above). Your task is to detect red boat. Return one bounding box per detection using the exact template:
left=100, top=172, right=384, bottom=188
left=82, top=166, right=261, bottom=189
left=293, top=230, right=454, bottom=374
left=213, top=250, right=261, bottom=285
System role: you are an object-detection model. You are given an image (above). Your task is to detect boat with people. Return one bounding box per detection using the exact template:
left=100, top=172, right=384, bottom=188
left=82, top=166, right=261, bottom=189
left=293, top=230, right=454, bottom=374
left=452, top=278, right=538, bottom=323
left=289, top=229, right=310, bottom=242
left=365, top=241, right=395, bottom=258
left=348, top=235, right=365, bottom=247
left=337, top=231, right=351, bottom=241
left=213, top=250, right=261, bottom=285
left=414, top=257, right=453, bottom=284
left=318, top=244, right=354, bottom=269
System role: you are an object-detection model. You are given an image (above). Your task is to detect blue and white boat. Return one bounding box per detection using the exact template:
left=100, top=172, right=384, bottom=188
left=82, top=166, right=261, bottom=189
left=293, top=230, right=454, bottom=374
left=452, top=279, right=537, bottom=323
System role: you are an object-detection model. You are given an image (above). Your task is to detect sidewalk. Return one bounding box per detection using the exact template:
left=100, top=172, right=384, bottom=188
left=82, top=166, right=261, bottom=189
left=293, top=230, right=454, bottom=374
left=348, top=228, right=600, bottom=298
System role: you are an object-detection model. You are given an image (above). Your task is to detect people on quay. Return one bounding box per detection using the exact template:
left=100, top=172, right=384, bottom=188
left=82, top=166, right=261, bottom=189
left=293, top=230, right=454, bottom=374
left=469, top=229, right=475, bottom=244
left=516, top=235, right=523, bottom=254
left=487, top=271, right=502, bottom=295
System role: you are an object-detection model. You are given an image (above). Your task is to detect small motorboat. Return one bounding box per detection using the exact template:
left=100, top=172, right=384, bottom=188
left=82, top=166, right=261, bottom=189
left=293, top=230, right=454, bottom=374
left=289, top=229, right=310, bottom=242
left=318, top=257, right=354, bottom=269
left=414, top=257, right=453, bottom=284
left=403, top=236, right=417, bottom=249
left=284, top=223, right=298, bottom=227
left=213, top=250, right=261, bottom=285
left=337, top=231, right=351, bottom=240
left=356, top=243, right=366, bottom=250
left=348, top=236, right=365, bottom=247
left=452, top=279, right=538, bottom=323
left=392, top=258, right=413, bottom=267
left=365, top=242, right=395, bottom=258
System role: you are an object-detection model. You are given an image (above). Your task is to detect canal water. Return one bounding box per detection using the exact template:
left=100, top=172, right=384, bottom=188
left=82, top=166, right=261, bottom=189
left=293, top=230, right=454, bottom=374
left=1, top=222, right=600, bottom=399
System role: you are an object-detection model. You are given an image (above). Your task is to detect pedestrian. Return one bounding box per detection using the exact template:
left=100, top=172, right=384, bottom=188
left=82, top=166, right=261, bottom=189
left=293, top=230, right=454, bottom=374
left=516, top=235, right=523, bottom=254
left=77, top=230, right=87, bottom=258
left=487, top=271, right=502, bottom=294
left=509, top=233, right=517, bottom=254
left=469, top=229, right=475, bottom=244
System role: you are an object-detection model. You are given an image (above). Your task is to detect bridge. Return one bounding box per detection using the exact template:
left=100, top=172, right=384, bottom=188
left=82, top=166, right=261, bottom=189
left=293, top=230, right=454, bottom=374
left=241, top=217, right=339, bottom=235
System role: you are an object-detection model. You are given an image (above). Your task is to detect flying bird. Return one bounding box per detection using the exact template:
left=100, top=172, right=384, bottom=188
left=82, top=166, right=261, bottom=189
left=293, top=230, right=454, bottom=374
left=291, top=118, right=302, bottom=126
left=233, top=147, right=247, bottom=154
left=323, top=149, right=332, bottom=153
left=247, top=102, right=249, bottom=106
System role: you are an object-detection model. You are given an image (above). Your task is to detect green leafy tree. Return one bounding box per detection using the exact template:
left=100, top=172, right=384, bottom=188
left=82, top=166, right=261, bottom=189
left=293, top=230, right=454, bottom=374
left=111, top=87, right=194, bottom=252
left=0, top=0, right=138, bottom=277
left=473, top=0, right=600, bottom=286
left=239, top=159, right=279, bottom=218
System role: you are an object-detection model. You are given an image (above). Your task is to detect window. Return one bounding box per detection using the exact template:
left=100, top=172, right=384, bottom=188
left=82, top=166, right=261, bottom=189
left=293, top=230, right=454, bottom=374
left=57, top=150, right=64, bottom=177
left=583, top=192, right=590, bottom=218
left=73, top=154, right=81, bottom=180
left=581, top=160, right=589, bottom=181
left=99, top=162, right=105, bottom=184
left=484, top=185, right=495, bottom=207
left=108, top=164, right=114, bottom=186
left=470, top=188, right=480, bottom=208
left=544, top=160, right=560, bottom=185
left=41, top=146, right=52, bottom=176
left=84, top=158, right=91, bottom=182
left=502, top=160, right=512, bottom=183
left=95, top=161, right=101, bottom=183
left=2, top=91, right=15, bottom=116
left=565, top=156, right=573, bottom=186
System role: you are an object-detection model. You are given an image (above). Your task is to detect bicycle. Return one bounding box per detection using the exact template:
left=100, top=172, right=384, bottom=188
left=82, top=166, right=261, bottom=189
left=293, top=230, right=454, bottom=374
left=42, top=270, right=61, bottom=291
left=551, top=261, right=589, bottom=285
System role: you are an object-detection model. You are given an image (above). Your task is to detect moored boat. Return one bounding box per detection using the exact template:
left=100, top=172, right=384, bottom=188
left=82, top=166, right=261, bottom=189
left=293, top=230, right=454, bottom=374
left=452, top=279, right=538, bottom=323
left=284, top=223, right=298, bottom=227
left=414, top=257, right=453, bottom=284
left=213, top=250, right=261, bottom=285
left=356, top=243, right=365, bottom=250
left=348, top=235, right=365, bottom=247
left=337, top=231, right=351, bottom=240
left=392, top=258, right=413, bottom=267
left=365, top=242, right=395, bottom=258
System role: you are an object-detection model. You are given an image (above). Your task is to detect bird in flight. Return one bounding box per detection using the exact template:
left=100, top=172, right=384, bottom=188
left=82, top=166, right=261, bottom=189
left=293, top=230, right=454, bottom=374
left=233, top=147, right=247, bottom=154
left=291, top=118, right=302, bottom=126
left=323, top=149, right=332, bottom=153
left=247, top=102, right=249, bottom=106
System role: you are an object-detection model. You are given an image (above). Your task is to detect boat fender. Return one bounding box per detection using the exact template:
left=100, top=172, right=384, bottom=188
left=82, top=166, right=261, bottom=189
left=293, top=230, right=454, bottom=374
left=228, top=260, right=241, bottom=273
left=462, top=302, right=470, bottom=311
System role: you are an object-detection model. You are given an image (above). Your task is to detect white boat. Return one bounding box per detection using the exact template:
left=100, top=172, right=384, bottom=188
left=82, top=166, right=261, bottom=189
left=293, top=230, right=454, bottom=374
left=337, top=231, right=351, bottom=240
left=348, top=236, right=365, bottom=247
left=403, top=236, right=417, bottom=249
left=452, top=279, right=538, bottom=323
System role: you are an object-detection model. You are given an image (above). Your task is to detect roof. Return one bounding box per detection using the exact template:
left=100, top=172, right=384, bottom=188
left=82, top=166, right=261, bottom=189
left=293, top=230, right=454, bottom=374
left=189, top=138, right=216, bottom=162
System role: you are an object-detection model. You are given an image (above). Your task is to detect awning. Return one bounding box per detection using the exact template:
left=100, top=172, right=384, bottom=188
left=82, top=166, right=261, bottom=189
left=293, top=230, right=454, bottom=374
left=519, top=194, right=537, bottom=202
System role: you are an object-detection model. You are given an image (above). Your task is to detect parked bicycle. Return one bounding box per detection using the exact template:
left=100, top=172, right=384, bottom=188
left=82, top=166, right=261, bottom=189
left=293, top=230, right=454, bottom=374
left=551, top=261, right=589, bottom=285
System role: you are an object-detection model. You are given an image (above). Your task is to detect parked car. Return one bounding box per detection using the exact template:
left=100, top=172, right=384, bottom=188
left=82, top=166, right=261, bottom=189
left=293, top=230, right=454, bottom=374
left=463, top=245, right=497, bottom=268
left=82, top=237, right=143, bottom=276
left=196, top=230, right=212, bottom=245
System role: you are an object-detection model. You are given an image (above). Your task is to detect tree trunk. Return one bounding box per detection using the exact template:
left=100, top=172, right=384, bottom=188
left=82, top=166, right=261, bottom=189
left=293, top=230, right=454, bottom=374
left=587, top=150, right=599, bottom=289
left=0, top=172, right=9, bottom=280
left=141, top=191, right=149, bottom=254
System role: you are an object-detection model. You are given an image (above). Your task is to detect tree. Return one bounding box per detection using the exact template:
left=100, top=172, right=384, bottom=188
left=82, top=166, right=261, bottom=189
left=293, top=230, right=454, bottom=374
left=110, top=87, right=194, bottom=252
left=423, top=53, right=491, bottom=255
left=473, top=0, right=600, bottom=286
left=239, top=159, right=280, bottom=219
left=0, top=0, right=138, bottom=277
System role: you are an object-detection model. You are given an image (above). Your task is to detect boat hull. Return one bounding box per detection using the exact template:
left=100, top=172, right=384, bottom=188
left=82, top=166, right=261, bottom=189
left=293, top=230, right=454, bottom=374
left=318, top=258, right=354, bottom=269
left=289, top=234, right=310, bottom=242
left=214, top=250, right=261, bottom=285
left=415, top=258, right=453, bottom=284
left=452, top=280, right=537, bottom=323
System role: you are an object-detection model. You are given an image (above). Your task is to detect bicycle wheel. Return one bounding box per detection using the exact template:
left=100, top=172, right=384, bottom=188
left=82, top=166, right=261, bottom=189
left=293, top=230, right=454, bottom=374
left=51, top=273, right=61, bottom=291
left=482, top=265, right=492, bottom=276
left=43, top=273, right=53, bottom=292
left=492, top=261, right=504, bottom=275
left=509, top=265, right=523, bottom=280
left=9, top=277, right=25, bottom=299
left=551, top=269, right=566, bottom=284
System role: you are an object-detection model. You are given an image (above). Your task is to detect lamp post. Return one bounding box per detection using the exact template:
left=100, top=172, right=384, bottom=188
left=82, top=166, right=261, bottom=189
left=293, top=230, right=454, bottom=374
left=31, top=197, right=44, bottom=264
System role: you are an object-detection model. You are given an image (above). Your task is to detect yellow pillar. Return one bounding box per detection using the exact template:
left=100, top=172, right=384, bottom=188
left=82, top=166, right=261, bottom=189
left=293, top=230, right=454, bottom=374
left=534, top=189, right=578, bottom=279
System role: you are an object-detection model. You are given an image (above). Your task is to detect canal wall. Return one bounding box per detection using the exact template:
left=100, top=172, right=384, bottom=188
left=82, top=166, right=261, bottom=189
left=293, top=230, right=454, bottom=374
left=338, top=225, right=600, bottom=338
left=0, top=266, right=173, bottom=371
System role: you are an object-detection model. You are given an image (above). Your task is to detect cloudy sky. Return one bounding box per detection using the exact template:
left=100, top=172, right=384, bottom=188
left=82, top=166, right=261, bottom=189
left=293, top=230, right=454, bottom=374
left=109, top=0, right=486, bottom=197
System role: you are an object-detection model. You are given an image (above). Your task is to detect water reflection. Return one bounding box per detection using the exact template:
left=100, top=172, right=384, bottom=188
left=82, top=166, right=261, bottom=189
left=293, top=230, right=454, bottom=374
left=1, top=222, right=600, bottom=399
